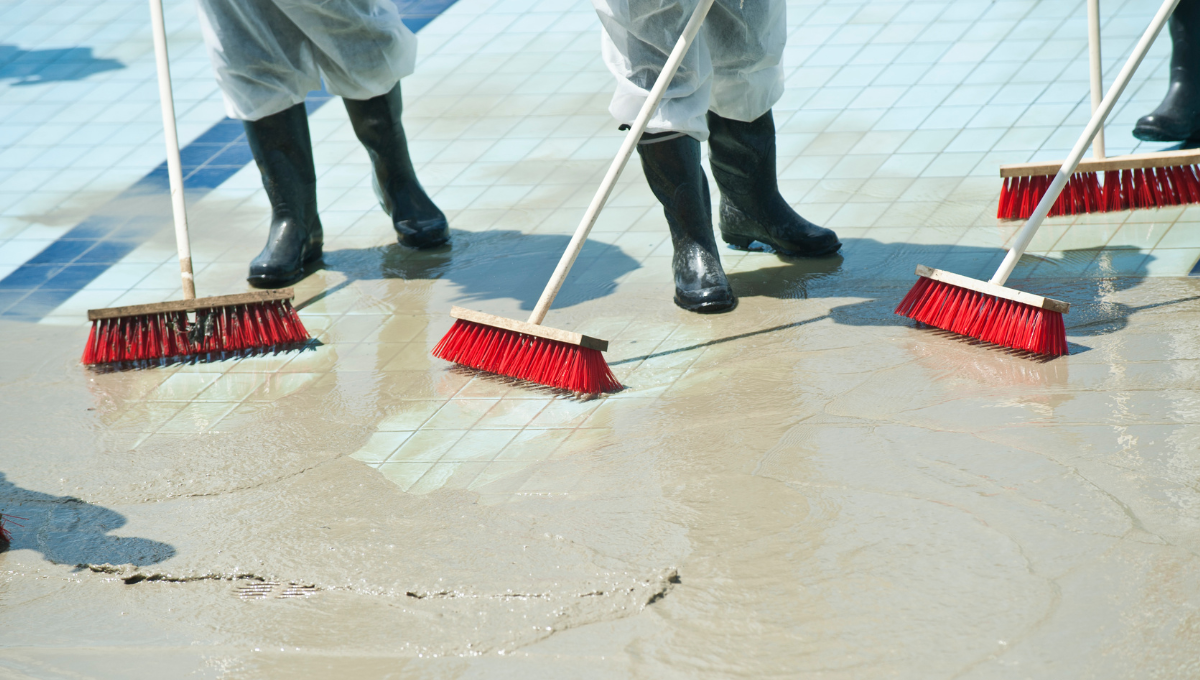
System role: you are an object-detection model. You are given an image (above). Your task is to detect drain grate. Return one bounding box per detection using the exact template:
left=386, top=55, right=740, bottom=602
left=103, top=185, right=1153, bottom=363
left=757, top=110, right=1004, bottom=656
left=236, top=582, right=319, bottom=600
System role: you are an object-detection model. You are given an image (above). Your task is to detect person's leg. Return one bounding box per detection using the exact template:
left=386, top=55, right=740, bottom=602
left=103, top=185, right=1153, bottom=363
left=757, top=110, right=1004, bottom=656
left=706, top=110, right=840, bottom=255
left=593, top=0, right=714, bottom=140
left=274, top=0, right=416, bottom=102
left=195, top=0, right=323, bottom=287
left=593, top=1, right=732, bottom=312
left=1135, top=0, right=1200, bottom=142
left=637, top=133, right=736, bottom=313
left=704, top=0, right=785, bottom=125
left=274, top=0, right=445, bottom=247
left=705, top=0, right=839, bottom=256
left=194, top=0, right=317, bottom=122
left=343, top=84, right=449, bottom=249
left=243, top=103, right=323, bottom=288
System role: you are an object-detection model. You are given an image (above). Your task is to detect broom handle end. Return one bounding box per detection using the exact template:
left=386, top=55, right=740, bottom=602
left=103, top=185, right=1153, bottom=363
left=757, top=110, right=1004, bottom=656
left=527, top=0, right=716, bottom=325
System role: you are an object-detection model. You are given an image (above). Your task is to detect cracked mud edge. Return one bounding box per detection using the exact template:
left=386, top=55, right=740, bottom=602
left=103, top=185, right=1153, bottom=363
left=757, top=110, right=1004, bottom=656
left=489, top=569, right=681, bottom=655
left=88, top=563, right=681, bottom=608
left=83, top=564, right=279, bottom=586
left=82, top=565, right=681, bottom=655
left=403, top=569, right=680, bottom=605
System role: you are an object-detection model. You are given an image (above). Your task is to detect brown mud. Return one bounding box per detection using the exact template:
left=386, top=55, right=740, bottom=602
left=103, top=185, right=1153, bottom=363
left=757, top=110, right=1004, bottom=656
left=3, top=269, right=1200, bottom=678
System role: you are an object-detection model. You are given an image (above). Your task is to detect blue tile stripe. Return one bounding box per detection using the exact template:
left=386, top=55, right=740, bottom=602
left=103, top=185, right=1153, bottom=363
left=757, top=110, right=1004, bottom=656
left=0, top=1, right=458, bottom=322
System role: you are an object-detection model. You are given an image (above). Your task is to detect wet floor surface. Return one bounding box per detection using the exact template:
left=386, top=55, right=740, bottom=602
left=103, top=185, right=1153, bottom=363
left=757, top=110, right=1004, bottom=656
left=4, top=0, right=1200, bottom=677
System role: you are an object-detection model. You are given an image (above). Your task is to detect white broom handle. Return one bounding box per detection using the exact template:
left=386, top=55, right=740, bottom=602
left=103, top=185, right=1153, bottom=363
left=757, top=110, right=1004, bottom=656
left=149, top=0, right=196, bottom=300
left=527, top=0, right=716, bottom=325
left=991, top=0, right=1179, bottom=287
left=1088, top=0, right=1106, bottom=159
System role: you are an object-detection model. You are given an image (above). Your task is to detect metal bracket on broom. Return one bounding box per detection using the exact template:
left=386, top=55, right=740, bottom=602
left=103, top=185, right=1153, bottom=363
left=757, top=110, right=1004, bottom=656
left=897, top=0, right=1180, bottom=357
left=433, top=0, right=718, bottom=394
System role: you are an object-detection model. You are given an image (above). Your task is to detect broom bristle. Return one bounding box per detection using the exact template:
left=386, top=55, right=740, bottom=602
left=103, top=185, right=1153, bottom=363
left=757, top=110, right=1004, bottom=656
left=0, top=513, right=25, bottom=545
left=895, top=276, right=1068, bottom=356
left=81, top=299, right=309, bottom=365
left=998, top=163, right=1200, bottom=220
left=432, top=319, right=621, bottom=394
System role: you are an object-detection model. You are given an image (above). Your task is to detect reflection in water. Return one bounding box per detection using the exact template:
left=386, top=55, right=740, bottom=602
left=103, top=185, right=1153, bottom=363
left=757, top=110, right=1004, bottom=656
left=0, top=473, right=174, bottom=566
left=726, top=251, right=846, bottom=300
left=905, top=331, right=1070, bottom=388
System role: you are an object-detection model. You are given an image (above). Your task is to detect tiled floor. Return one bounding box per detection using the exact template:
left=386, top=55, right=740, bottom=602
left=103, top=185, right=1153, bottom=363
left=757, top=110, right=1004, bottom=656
left=5, top=0, right=1200, bottom=501
left=0, top=0, right=226, bottom=261
left=10, top=1, right=1200, bottom=673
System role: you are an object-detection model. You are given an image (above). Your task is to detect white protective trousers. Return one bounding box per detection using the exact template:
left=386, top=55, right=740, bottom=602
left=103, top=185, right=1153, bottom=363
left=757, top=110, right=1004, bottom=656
left=195, top=0, right=418, bottom=121
left=594, top=0, right=786, bottom=140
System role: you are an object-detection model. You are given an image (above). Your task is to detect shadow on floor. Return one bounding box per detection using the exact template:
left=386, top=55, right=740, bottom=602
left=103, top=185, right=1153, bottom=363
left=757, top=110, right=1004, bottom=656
left=727, top=238, right=1166, bottom=335
left=609, top=238, right=1191, bottom=365
left=318, top=228, right=641, bottom=311
left=0, top=472, right=175, bottom=567
left=0, top=45, right=124, bottom=85
left=315, top=230, right=1189, bottom=362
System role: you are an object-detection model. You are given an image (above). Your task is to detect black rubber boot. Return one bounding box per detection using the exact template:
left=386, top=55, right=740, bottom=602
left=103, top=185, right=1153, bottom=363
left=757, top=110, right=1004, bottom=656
left=344, top=82, right=448, bottom=249
left=637, top=133, right=736, bottom=314
left=244, top=102, right=323, bottom=288
left=706, top=110, right=841, bottom=256
left=1135, top=0, right=1200, bottom=142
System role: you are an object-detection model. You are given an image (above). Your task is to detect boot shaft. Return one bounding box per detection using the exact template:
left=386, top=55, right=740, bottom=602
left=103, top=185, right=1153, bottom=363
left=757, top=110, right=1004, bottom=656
left=242, top=103, right=318, bottom=219
left=1172, top=0, right=1200, bottom=73
left=343, top=83, right=420, bottom=191
left=705, top=110, right=778, bottom=196
left=636, top=133, right=716, bottom=250
left=343, top=82, right=448, bottom=248
left=635, top=133, right=735, bottom=313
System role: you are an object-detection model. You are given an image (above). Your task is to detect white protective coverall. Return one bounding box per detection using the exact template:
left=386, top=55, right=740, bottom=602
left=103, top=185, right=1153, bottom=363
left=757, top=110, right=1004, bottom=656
left=594, top=0, right=786, bottom=140
left=195, top=0, right=417, bottom=121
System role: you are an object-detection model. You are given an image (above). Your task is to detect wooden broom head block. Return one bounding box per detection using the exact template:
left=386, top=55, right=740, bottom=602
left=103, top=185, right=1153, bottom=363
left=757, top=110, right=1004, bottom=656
left=1000, top=148, right=1200, bottom=178
left=87, top=288, right=296, bottom=321
left=915, top=266, right=1069, bottom=314
left=450, top=306, right=609, bottom=352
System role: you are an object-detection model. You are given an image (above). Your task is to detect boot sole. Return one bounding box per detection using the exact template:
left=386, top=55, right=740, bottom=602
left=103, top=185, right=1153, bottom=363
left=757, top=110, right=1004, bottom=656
left=1133, top=125, right=1193, bottom=143
left=674, top=295, right=738, bottom=314
left=722, top=232, right=842, bottom=258
left=397, top=232, right=450, bottom=249
left=246, top=249, right=323, bottom=289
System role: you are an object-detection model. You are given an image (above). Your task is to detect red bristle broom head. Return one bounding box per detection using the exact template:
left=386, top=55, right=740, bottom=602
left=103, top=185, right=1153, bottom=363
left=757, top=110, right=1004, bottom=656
left=895, top=268, right=1068, bottom=357
left=0, top=513, right=26, bottom=548
left=998, top=162, right=1200, bottom=221
left=82, top=295, right=310, bottom=366
left=432, top=315, right=621, bottom=395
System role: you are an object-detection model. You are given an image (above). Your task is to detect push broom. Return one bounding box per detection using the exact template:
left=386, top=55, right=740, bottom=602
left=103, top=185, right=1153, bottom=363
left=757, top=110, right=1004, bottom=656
left=82, top=0, right=309, bottom=365
left=897, top=0, right=1180, bottom=356
left=998, top=0, right=1200, bottom=220
left=432, top=0, right=718, bottom=395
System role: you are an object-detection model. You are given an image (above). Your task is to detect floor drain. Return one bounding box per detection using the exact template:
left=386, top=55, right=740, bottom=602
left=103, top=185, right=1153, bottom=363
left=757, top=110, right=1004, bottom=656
left=235, top=582, right=319, bottom=600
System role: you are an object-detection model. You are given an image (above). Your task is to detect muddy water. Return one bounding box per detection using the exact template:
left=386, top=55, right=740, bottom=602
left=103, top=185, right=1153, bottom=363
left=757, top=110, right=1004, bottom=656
left=3, top=271, right=1200, bottom=678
